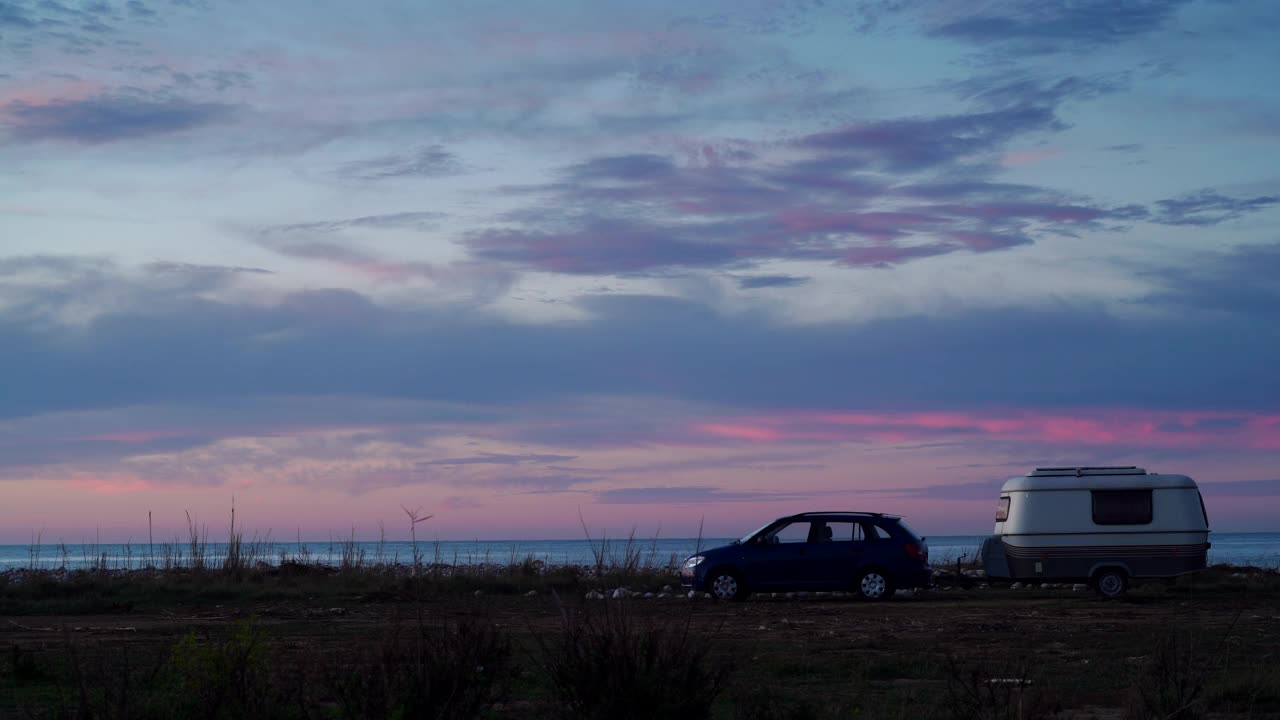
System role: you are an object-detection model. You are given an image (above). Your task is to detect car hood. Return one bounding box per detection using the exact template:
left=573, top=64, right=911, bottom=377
left=690, top=542, right=738, bottom=560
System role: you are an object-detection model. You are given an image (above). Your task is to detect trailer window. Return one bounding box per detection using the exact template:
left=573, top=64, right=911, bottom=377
left=995, top=497, right=1011, bottom=522
left=1092, top=490, right=1152, bottom=525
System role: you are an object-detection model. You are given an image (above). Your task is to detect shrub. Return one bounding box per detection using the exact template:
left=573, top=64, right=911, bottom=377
left=944, top=654, right=1057, bottom=720
left=1126, top=631, right=1211, bottom=720
left=324, top=615, right=511, bottom=720
left=536, top=597, right=730, bottom=720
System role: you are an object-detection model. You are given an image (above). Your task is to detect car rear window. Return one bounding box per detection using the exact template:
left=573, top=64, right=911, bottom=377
left=890, top=519, right=922, bottom=541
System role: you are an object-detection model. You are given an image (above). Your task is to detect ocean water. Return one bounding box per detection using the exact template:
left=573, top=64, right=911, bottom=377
left=2, top=533, right=1277, bottom=571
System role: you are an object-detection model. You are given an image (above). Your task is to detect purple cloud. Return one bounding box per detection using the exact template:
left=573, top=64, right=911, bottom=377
left=796, top=105, right=1060, bottom=172
left=875, top=480, right=1003, bottom=502
left=338, top=146, right=465, bottom=180
left=2, top=94, right=234, bottom=143
left=452, top=71, right=1170, bottom=277
left=737, top=275, right=810, bottom=289
left=419, top=452, right=578, bottom=466
left=1152, top=190, right=1280, bottom=226
left=931, top=1, right=1193, bottom=53
left=1197, top=479, right=1280, bottom=498
left=264, top=212, right=445, bottom=234
left=465, top=219, right=741, bottom=274
left=595, top=486, right=829, bottom=505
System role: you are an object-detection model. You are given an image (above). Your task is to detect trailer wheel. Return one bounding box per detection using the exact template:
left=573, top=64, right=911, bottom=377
left=1092, top=568, right=1128, bottom=598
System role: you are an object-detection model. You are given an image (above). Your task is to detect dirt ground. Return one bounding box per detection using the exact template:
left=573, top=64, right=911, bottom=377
left=3, top=572, right=1279, bottom=718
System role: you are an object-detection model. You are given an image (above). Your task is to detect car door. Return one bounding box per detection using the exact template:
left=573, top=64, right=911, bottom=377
left=799, top=520, right=865, bottom=589
left=745, top=520, right=814, bottom=590
left=855, top=521, right=896, bottom=577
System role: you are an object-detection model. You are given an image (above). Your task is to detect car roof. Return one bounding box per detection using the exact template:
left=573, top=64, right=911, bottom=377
left=782, top=511, right=901, bottom=521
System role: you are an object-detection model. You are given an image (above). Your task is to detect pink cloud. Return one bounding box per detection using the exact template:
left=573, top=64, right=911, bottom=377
left=80, top=430, right=200, bottom=444
left=66, top=478, right=155, bottom=495
left=697, top=424, right=784, bottom=441
left=690, top=409, right=1280, bottom=450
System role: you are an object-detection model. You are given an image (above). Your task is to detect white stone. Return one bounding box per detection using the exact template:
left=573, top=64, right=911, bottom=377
left=524, top=590, right=538, bottom=597
left=1072, top=584, right=1088, bottom=591
left=662, top=585, right=674, bottom=592
left=643, top=592, right=655, bottom=598
left=1010, top=582, right=1024, bottom=590
left=612, top=588, right=627, bottom=599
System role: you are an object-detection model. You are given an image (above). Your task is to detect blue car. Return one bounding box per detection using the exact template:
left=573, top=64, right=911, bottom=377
left=681, top=512, right=931, bottom=601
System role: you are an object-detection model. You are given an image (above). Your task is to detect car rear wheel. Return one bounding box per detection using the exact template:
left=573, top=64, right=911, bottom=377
left=856, top=569, right=894, bottom=601
left=1092, top=568, right=1128, bottom=598
left=708, top=569, right=748, bottom=601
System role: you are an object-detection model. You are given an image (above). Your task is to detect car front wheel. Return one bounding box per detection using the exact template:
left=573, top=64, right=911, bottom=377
left=707, top=569, right=748, bottom=601
left=856, top=569, right=894, bottom=601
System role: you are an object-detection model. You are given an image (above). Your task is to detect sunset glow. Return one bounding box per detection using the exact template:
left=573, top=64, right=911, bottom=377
left=2, top=0, right=1278, bottom=543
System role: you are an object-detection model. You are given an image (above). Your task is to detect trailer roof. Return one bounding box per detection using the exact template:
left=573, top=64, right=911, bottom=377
left=1001, top=473, right=1198, bottom=492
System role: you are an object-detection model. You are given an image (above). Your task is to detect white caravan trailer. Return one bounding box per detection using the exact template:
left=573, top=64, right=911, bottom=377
left=980, top=466, right=1210, bottom=597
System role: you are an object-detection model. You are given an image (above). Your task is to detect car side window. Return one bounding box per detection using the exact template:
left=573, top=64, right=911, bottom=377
left=866, top=524, right=891, bottom=540
left=824, top=521, right=860, bottom=542
left=767, top=521, right=811, bottom=544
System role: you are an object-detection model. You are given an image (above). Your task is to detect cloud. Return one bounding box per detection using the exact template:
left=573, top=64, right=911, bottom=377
left=1, top=94, right=235, bottom=143
left=875, top=480, right=1003, bottom=502
left=595, top=486, right=826, bottom=504
left=957, top=74, right=1129, bottom=110
left=125, top=1, right=156, bottom=19
left=691, top=409, right=1280, bottom=451
left=1151, top=190, right=1280, bottom=226
left=255, top=237, right=439, bottom=283
left=796, top=105, right=1061, bottom=172
left=338, top=146, right=465, bottom=180
left=1139, top=242, right=1280, bottom=316
left=1197, top=478, right=1280, bottom=498
left=419, top=452, right=578, bottom=466
left=145, top=261, right=274, bottom=276
left=0, top=3, right=36, bottom=28
left=930, top=1, right=1193, bottom=53
left=4, top=244, right=1280, bottom=428
left=456, top=75, right=1161, bottom=276
left=465, top=218, right=742, bottom=275
left=263, top=212, right=445, bottom=234
left=737, top=275, right=810, bottom=289
left=873, top=477, right=1280, bottom=503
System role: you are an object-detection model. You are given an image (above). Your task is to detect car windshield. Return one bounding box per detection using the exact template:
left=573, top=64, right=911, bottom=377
left=739, top=520, right=777, bottom=544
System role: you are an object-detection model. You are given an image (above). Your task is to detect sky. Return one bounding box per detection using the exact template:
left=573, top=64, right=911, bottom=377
left=1, top=0, right=1279, bottom=543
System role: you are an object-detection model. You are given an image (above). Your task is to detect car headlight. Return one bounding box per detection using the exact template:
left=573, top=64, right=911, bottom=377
left=684, top=555, right=705, bottom=569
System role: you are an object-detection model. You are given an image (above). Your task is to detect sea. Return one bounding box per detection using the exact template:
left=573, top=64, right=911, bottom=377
left=2, top=532, right=1278, bottom=571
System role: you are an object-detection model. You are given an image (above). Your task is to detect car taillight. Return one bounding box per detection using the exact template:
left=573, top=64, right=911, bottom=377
left=904, top=543, right=925, bottom=561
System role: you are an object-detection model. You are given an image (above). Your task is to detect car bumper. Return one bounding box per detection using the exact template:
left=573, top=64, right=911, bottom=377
left=899, top=568, right=933, bottom=589
left=679, top=567, right=699, bottom=589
